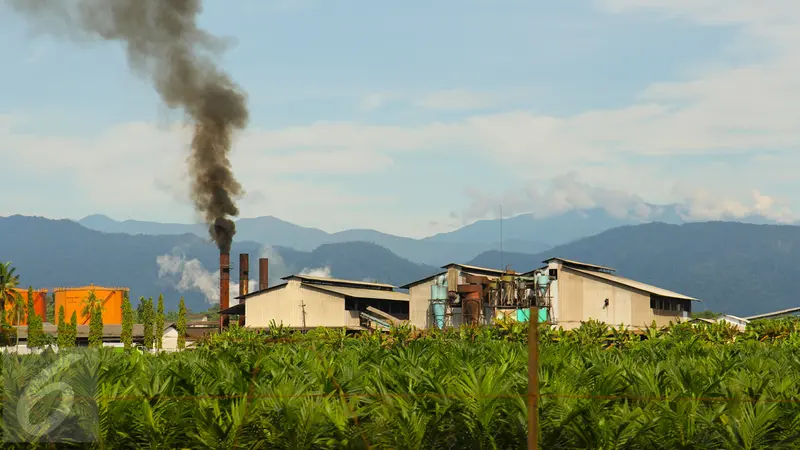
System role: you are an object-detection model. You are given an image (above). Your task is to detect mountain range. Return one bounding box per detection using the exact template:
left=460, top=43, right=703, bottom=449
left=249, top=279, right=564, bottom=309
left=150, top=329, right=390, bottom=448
left=78, top=206, right=779, bottom=267
left=3, top=213, right=799, bottom=318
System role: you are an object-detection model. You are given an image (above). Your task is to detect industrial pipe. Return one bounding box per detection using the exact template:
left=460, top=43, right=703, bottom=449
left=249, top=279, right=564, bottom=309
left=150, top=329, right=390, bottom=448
left=219, top=252, right=230, bottom=330
left=259, top=258, right=269, bottom=290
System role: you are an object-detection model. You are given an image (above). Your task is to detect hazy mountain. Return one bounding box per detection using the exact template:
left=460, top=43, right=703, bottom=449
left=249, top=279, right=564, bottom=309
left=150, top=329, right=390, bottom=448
left=77, top=214, right=549, bottom=266
left=0, top=215, right=435, bottom=313
left=79, top=206, right=783, bottom=269
left=427, top=205, right=786, bottom=249
left=468, top=221, right=800, bottom=317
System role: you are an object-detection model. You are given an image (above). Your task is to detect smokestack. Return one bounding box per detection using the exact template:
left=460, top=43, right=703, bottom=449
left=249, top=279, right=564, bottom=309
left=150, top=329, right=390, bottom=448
left=219, top=252, right=230, bottom=330
left=238, top=254, right=249, bottom=327
left=259, top=258, right=269, bottom=291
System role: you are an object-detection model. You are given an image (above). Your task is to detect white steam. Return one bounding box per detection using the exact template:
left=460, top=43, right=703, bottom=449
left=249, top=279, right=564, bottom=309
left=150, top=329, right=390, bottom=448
left=156, top=251, right=260, bottom=304
left=299, top=266, right=332, bottom=278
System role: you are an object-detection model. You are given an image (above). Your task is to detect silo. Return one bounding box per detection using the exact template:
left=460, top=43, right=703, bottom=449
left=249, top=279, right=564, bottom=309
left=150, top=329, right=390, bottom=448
left=3, top=288, right=47, bottom=325
left=54, top=285, right=128, bottom=325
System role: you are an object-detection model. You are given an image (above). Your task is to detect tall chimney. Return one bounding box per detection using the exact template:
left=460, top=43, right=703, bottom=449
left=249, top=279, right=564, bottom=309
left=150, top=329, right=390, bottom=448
left=219, top=252, right=230, bottom=330
left=238, top=254, right=249, bottom=327
left=259, top=258, right=269, bottom=290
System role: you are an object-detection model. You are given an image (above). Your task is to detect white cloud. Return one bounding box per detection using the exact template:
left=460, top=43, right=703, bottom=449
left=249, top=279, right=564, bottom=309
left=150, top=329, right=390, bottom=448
left=459, top=174, right=797, bottom=224
left=358, top=93, right=390, bottom=111
left=671, top=183, right=795, bottom=223
left=414, top=89, right=501, bottom=110
left=4, top=2, right=800, bottom=235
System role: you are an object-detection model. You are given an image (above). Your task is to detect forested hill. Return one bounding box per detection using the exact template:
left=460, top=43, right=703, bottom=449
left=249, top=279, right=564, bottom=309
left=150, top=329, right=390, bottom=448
left=0, top=215, right=435, bottom=313
left=469, top=221, right=800, bottom=317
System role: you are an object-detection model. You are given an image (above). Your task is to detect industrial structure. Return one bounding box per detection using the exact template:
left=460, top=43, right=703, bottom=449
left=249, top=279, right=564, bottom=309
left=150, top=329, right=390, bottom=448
left=402, top=258, right=698, bottom=330
left=53, top=285, right=128, bottom=325
left=3, top=288, right=47, bottom=326
left=221, top=269, right=409, bottom=330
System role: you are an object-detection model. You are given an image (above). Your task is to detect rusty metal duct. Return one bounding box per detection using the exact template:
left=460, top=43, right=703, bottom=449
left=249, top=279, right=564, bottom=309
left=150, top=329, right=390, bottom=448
left=238, top=254, right=249, bottom=327
left=219, top=252, right=230, bottom=330
left=259, top=258, right=269, bottom=290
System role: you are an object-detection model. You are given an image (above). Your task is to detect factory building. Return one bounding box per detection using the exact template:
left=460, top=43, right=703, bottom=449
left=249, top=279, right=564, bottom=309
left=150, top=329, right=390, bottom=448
left=528, top=258, right=698, bottom=329
left=224, top=273, right=409, bottom=330
left=402, top=257, right=699, bottom=330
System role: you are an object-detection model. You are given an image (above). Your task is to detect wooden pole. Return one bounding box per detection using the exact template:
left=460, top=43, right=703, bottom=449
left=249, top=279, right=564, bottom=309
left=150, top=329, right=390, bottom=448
left=528, top=303, right=539, bottom=449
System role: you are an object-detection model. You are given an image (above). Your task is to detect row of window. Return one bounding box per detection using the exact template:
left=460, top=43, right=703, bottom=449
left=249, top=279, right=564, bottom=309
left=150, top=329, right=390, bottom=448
left=650, top=296, right=692, bottom=313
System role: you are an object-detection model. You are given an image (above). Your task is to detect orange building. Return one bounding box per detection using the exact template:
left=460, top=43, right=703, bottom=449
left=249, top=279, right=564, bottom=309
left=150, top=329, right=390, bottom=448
left=3, top=288, right=48, bottom=325
left=54, top=285, right=128, bottom=325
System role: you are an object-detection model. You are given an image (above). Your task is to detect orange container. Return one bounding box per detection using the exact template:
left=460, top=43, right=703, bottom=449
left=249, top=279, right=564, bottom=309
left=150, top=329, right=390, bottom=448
left=54, top=285, right=128, bottom=325
left=3, top=288, right=48, bottom=325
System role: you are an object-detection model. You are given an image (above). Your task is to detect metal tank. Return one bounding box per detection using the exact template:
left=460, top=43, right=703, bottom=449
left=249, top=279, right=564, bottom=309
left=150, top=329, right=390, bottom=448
left=4, top=288, right=48, bottom=325
left=54, top=285, right=128, bottom=325
left=430, top=275, right=448, bottom=329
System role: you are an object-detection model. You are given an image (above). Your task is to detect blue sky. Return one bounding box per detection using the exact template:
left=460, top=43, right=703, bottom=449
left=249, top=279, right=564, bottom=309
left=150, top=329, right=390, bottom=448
left=1, top=0, right=798, bottom=237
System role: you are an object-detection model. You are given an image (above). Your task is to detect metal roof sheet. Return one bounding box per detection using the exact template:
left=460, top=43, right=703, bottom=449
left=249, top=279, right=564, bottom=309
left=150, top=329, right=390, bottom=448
left=282, top=274, right=395, bottom=289
left=440, top=263, right=506, bottom=274
left=745, top=306, right=800, bottom=320
left=305, top=284, right=410, bottom=302
left=567, top=267, right=698, bottom=301
left=544, top=258, right=616, bottom=273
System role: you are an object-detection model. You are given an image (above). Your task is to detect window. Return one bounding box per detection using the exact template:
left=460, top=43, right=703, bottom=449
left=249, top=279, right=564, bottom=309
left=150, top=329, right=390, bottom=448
left=650, top=295, right=691, bottom=313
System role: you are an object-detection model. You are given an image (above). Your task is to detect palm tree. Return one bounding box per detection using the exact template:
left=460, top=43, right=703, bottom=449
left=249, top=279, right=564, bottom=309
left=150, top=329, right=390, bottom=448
left=0, top=262, right=22, bottom=320
left=81, top=290, right=105, bottom=320
left=8, top=294, right=26, bottom=326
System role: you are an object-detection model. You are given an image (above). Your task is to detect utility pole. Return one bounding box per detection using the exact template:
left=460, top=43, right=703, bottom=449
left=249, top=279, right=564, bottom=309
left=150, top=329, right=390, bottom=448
left=528, top=296, right=540, bottom=449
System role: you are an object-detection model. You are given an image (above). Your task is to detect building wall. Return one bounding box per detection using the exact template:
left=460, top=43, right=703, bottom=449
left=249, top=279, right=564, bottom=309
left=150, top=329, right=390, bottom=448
left=245, top=280, right=346, bottom=328
left=408, top=279, right=436, bottom=329
left=555, top=266, right=680, bottom=329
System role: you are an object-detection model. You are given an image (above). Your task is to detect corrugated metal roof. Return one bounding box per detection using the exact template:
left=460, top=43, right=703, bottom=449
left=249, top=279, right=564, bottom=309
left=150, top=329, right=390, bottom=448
left=745, top=306, right=800, bottom=320
left=305, top=284, right=410, bottom=302
left=567, top=267, right=698, bottom=301
left=440, top=263, right=506, bottom=274
left=234, top=282, right=288, bottom=300
left=283, top=274, right=395, bottom=289
left=544, top=258, right=616, bottom=273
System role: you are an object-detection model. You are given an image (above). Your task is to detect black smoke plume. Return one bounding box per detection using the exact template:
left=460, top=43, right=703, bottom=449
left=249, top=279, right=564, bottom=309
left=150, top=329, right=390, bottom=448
left=5, top=0, right=248, bottom=253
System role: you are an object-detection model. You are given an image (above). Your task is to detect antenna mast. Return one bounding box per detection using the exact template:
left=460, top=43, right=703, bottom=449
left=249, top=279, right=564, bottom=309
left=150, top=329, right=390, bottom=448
left=500, top=204, right=504, bottom=270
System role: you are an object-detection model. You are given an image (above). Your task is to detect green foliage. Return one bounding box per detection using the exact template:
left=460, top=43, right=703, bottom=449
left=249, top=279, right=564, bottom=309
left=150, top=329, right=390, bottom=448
left=4, top=320, right=800, bottom=448
left=46, top=291, right=55, bottom=323
left=57, top=305, right=71, bottom=348
left=156, top=294, right=165, bottom=350
left=0, top=302, right=13, bottom=346
left=68, top=311, right=78, bottom=347
left=121, top=292, right=133, bottom=350
left=0, top=261, right=21, bottom=314
left=142, top=296, right=154, bottom=349
left=26, top=286, right=45, bottom=348
left=177, top=297, right=187, bottom=350
left=88, top=304, right=104, bottom=349
left=692, top=310, right=721, bottom=319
